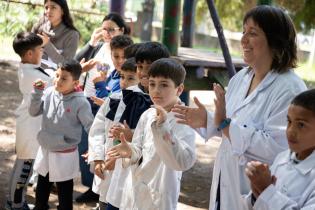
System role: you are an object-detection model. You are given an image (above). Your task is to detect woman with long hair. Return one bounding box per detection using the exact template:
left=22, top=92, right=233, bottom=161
left=32, top=0, right=79, bottom=67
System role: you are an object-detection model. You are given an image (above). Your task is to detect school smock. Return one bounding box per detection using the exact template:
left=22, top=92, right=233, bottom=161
left=120, top=108, right=196, bottom=210
left=88, top=91, right=124, bottom=202
left=197, top=67, right=307, bottom=210
left=244, top=150, right=315, bottom=210
left=29, top=87, right=94, bottom=182
left=15, top=63, right=53, bottom=159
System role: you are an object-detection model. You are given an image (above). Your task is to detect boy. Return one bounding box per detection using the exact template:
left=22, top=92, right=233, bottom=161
left=88, top=57, right=147, bottom=209
left=76, top=35, right=133, bottom=203
left=107, top=58, right=196, bottom=210
left=245, top=89, right=315, bottom=210
left=6, top=32, right=52, bottom=210
left=29, top=60, right=94, bottom=210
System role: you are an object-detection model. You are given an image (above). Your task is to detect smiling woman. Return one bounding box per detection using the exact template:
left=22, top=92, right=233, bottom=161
left=32, top=0, right=80, bottom=68
left=172, top=5, right=307, bottom=210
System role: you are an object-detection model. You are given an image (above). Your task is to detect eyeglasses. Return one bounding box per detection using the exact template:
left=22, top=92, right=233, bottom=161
left=103, top=27, right=121, bottom=35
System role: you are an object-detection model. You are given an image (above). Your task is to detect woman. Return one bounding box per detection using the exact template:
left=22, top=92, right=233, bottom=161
left=32, top=0, right=79, bottom=67
left=173, top=5, right=307, bottom=210
left=73, top=12, right=130, bottom=205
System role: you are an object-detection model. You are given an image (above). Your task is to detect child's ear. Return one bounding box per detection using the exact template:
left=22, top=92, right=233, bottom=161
left=25, top=49, right=33, bottom=58
left=176, top=83, right=184, bottom=96
left=73, top=80, right=80, bottom=87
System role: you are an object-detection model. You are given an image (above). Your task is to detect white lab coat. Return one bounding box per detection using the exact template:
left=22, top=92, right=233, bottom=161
left=88, top=91, right=124, bottom=202
left=15, top=63, right=53, bottom=159
left=197, top=68, right=307, bottom=210
left=244, top=150, right=315, bottom=210
left=120, top=108, right=196, bottom=210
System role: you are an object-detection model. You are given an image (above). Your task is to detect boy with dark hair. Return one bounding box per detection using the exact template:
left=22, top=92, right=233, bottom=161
left=135, top=42, right=170, bottom=92
left=107, top=58, right=196, bottom=210
left=245, top=89, right=315, bottom=209
left=6, top=31, right=52, bottom=210
left=29, top=59, right=94, bottom=210
left=124, top=43, right=143, bottom=59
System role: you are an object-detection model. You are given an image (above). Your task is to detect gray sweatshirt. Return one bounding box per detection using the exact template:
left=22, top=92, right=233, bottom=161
left=32, top=21, right=79, bottom=65
left=29, top=86, right=93, bottom=151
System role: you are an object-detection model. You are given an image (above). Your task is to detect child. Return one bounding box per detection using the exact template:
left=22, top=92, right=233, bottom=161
left=90, top=35, right=134, bottom=112
left=134, top=41, right=170, bottom=93
left=107, top=58, right=196, bottom=210
left=5, top=31, right=53, bottom=210
left=88, top=57, right=149, bottom=209
left=245, top=89, right=315, bottom=210
left=29, top=60, right=94, bottom=210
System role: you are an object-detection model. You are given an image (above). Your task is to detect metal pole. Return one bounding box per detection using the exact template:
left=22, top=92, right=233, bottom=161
left=161, top=0, right=182, bottom=56
left=206, top=0, right=236, bottom=78
left=110, top=0, right=125, bottom=16
left=181, top=0, right=196, bottom=47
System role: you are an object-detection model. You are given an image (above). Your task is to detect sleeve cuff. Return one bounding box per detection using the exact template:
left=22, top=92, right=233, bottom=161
left=254, top=185, right=276, bottom=208
left=195, top=111, right=220, bottom=141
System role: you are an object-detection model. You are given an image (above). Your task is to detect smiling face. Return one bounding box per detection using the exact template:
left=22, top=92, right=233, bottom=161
left=241, top=18, right=273, bottom=70
left=149, top=76, right=183, bottom=111
left=54, top=68, right=78, bottom=95
left=44, top=0, right=63, bottom=27
left=101, top=20, right=124, bottom=43
left=136, top=60, right=151, bottom=92
left=286, top=104, right=315, bottom=160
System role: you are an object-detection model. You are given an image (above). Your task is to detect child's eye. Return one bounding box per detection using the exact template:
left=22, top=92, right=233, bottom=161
left=297, top=122, right=305, bottom=128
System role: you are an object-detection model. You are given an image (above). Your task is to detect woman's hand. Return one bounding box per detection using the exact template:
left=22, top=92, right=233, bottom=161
left=109, top=121, right=133, bottom=142
left=37, top=33, right=50, bottom=46
left=107, top=133, right=132, bottom=159
left=80, top=58, right=98, bottom=73
left=213, top=83, right=226, bottom=127
left=245, top=161, right=277, bottom=198
left=90, top=27, right=104, bottom=46
left=172, top=97, right=207, bottom=128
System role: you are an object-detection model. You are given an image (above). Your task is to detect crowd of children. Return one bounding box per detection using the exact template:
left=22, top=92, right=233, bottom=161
left=6, top=6, right=315, bottom=210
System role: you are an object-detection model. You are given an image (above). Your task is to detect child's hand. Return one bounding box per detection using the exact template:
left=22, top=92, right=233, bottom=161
left=93, top=71, right=107, bottom=84
left=91, top=96, right=105, bottom=106
left=33, top=79, right=46, bottom=90
left=104, top=155, right=116, bottom=170
left=80, top=58, right=98, bottom=73
left=81, top=151, right=89, bottom=162
left=109, top=121, right=133, bottom=142
left=107, top=133, right=132, bottom=159
left=245, top=161, right=276, bottom=198
left=94, top=160, right=105, bottom=179
left=153, top=105, right=167, bottom=126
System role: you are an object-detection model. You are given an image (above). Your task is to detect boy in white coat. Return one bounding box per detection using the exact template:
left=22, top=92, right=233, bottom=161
left=245, top=89, right=315, bottom=210
left=108, top=58, right=196, bottom=210
left=6, top=32, right=53, bottom=210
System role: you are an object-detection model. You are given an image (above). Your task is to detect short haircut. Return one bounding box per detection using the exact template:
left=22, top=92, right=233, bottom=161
left=13, top=32, right=43, bottom=57
left=59, top=59, right=82, bottom=80
left=149, top=58, right=186, bottom=87
left=110, top=35, right=134, bottom=51
left=124, top=43, right=144, bottom=59
left=244, top=5, right=297, bottom=73
left=291, top=89, right=315, bottom=115
left=135, top=42, right=170, bottom=63
left=121, top=57, right=137, bottom=73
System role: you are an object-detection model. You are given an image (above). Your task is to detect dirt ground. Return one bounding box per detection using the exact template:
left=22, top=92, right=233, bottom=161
left=0, top=59, right=220, bottom=210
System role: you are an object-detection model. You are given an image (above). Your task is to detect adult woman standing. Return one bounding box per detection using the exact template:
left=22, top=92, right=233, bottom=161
left=173, top=5, right=307, bottom=210
left=74, top=12, right=130, bottom=203
left=32, top=0, right=79, bottom=67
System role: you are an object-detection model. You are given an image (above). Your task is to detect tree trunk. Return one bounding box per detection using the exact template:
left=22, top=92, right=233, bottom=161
left=205, top=0, right=236, bottom=78
left=140, top=0, right=155, bottom=42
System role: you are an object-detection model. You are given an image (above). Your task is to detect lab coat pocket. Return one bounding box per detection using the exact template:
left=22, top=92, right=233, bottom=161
left=134, top=182, right=161, bottom=210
